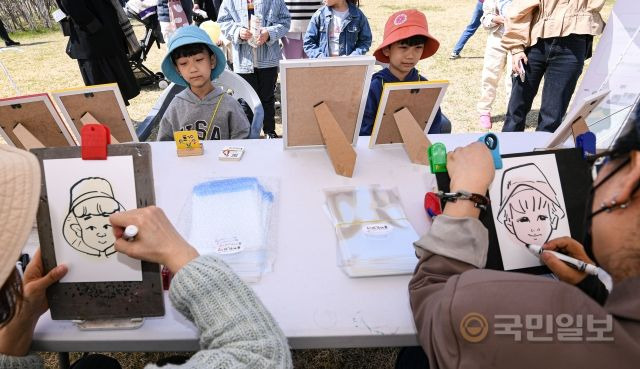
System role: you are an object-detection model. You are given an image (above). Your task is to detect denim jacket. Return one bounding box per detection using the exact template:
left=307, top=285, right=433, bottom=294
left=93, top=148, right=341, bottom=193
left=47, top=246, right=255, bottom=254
left=303, top=3, right=372, bottom=58
left=218, top=0, right=291, bottom=73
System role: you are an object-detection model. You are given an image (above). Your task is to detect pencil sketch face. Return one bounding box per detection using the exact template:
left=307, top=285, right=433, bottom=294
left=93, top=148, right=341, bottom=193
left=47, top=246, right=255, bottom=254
left=71, top=213, right=115, bottom=251
left=490, top=156, right=571, bottom=271
left=63, top=177, right=125, bottom=258
left=497, top=164, right=566, bottom=248
left=502, top=190, right=560, bottom=246
left=43, top=156, right=142, bottom=283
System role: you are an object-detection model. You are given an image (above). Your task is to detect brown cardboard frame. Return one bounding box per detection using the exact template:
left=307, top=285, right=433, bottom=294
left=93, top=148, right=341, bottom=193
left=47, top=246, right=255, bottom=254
left=0, top=93, right=76, bottom=149
left=393, top=107, right=432, bottom=165
left=280, top=56, right=375, bottom=149
left=369, top=81, right=448, bottom=148
left=13, top=123, right=46, bottom=149
left=81, top=112, right=121, bottom=144
left=51, top=84, right=138, bottom=144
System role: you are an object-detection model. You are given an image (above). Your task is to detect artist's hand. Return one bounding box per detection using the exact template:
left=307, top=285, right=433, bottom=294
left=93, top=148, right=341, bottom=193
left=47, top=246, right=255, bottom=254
left=542, top=237, right=595, bottom=285
left=0, top=250, right=67, bottom=357
left=448, top=142, right=495, bottom=194
left=257, top=28, right=270, bottom=45
left=493, top=15, right=504, bottom=25
left=512, top=52, right=527, bottom=75
left=444, top=142, right=495, bottom=218
left=239, top=27, right=252, bottom=41
left=111, top=206, right=199, bottom=274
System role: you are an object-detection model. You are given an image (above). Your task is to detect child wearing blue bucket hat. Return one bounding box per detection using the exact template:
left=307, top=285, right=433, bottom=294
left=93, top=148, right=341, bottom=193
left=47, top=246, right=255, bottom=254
left=158, top=26, right=250, bottom=141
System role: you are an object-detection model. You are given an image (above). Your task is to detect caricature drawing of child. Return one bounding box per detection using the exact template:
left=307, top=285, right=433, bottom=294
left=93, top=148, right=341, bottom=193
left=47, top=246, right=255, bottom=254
left=62, top=177, right=125, bottom=257
left=496, top=163, right=566, bottom=247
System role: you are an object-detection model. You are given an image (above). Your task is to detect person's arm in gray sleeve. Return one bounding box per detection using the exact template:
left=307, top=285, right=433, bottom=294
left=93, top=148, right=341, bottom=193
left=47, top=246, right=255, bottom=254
left=144, top=256, right=292, bottom=368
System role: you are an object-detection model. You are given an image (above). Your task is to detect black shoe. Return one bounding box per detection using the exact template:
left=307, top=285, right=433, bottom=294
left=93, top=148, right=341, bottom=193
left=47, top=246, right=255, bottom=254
left=265, top=132, right=279, bottom=139
left=5, top=40, right=20, bottom=47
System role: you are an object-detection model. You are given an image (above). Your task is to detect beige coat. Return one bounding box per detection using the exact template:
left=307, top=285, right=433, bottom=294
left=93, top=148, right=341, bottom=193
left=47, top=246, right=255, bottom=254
left=410, top=215, right=640, bottom=369
left=501, top=0, right=605, bottom=55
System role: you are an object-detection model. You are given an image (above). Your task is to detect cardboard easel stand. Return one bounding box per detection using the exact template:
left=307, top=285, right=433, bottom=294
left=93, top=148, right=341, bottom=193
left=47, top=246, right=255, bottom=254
left=571, top=117, right=590, bottom=140
left=313, top=102, right=357, bottom=177
left=393, top=107, right=432, bottom=165
left=81, top=112, right=120, bottom=144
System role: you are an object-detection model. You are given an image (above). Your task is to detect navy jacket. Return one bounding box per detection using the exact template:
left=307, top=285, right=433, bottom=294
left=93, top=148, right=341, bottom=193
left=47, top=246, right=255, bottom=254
left=303, top=3, right=371, bottom=58
left=359, top=68, right=450, bottom=136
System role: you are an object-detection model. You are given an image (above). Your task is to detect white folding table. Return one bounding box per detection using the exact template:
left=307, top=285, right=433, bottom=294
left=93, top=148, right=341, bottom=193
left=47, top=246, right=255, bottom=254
left=28, top=132, right=552, bottom=352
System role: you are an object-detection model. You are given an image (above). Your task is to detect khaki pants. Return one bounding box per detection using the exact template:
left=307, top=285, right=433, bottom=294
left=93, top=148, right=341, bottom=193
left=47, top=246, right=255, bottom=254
left=477, top=31, right=512, bottom=114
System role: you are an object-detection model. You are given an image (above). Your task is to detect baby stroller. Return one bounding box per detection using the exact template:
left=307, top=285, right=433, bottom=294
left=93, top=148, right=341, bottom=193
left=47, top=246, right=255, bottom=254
left=125, top=0, right=168, bottom=88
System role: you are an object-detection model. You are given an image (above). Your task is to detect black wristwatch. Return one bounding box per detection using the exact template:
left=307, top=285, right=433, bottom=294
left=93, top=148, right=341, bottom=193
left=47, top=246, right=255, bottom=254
left=436, top=190, right=490, bottom=211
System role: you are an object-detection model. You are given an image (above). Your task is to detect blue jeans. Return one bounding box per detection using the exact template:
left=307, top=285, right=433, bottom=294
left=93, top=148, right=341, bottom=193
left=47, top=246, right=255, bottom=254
left=503, top=34, right=589, bottom=132
left=452, top=1, right=483, bottom=54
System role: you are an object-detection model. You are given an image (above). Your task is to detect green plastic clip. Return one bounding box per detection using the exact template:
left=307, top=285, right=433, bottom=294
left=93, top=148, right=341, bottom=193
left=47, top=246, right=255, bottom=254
left=428, top=143, right=447, bottom=173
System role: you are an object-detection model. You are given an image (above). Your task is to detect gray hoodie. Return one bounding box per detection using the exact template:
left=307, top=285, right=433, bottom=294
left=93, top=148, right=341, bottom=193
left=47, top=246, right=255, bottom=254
left=157, top=85, right=251, bottom=141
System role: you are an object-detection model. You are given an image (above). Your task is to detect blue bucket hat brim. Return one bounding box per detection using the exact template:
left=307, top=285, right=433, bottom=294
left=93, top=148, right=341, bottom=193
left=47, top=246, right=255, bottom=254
left=161, top=26, right=226, bottom=87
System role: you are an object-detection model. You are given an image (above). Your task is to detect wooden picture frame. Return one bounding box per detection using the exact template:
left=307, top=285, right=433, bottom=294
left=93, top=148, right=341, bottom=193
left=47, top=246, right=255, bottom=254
left=32, top=144, right=163, bottom=320
left=544, top=89, right=610, bottom=149
left=280, top=56, right=375, bottom=149
left=51, top=84, right=138, bottom=144
left=369, top=80, right=448, bottom=148
left=0, top=93, right=76, bottom=149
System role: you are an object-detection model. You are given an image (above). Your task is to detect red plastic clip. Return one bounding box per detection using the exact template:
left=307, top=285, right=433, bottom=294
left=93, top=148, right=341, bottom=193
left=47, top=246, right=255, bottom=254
left=81, top=124, right=110, bottom=160
left=424, top=192, right=443, bottom=219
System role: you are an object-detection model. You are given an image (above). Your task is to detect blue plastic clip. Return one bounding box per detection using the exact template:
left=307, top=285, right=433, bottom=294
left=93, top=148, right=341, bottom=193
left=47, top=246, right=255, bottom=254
left=576, top=131, right=596, bottom=159
left=478, top=133, right=503, bottom=169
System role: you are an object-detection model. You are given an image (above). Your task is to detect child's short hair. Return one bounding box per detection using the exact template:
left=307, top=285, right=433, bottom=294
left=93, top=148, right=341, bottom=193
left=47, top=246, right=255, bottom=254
left=72, top=197, right=122, bottom=218
left=347, top=0, right=359, bottom=6
left=499, top=188, right=561, bottom=223
left=397, top=35, right=428, bottom=47
left=171, top=42, right=214, bottom=65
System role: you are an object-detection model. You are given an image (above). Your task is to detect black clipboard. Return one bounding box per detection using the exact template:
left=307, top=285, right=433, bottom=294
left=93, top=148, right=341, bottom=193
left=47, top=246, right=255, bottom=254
left=436, top=148, right=592, bottom=274
left=32, top=143, right=164, bottom=320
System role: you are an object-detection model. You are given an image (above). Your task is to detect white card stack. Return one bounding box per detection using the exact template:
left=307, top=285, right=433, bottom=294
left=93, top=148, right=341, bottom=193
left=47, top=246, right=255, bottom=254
left=180, top=177, right=276, bottom=282
left=324, top=186, right=419, bottom=277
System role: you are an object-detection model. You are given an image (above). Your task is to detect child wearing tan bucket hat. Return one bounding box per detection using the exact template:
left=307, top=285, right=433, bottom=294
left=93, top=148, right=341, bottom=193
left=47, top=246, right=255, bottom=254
left=360, top=9, right=451, bottom=136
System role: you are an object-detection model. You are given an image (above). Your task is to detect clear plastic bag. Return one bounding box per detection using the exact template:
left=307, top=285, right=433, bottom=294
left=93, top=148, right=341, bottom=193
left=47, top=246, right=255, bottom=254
left=177, top=177, right=279, bottom=282
left=324, top=185, right=419, bottom=277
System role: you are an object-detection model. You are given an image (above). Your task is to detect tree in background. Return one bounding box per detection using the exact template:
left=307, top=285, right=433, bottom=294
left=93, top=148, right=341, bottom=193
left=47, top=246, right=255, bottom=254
left=0, top=0, right=58, bottom=31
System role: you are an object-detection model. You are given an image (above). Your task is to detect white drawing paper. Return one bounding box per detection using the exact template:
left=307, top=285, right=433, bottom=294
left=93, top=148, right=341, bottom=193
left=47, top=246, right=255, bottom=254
left=488, top=154, right=570, bottom=271
left=43, top=156, right=142, bottom=283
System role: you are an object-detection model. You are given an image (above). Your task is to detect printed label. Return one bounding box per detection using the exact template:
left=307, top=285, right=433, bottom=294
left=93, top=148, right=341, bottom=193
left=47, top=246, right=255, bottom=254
left=214, top=236, right=244, bottom=255
left=362, top=222, right=393, bottom=237
left=218, top=146, right=245, bottom=160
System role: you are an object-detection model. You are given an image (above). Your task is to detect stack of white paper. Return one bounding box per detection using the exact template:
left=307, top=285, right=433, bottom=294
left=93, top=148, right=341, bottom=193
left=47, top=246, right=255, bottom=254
left=181, top=177, right=276, bottom=282
left=324, top=186, right=419, bottom=277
